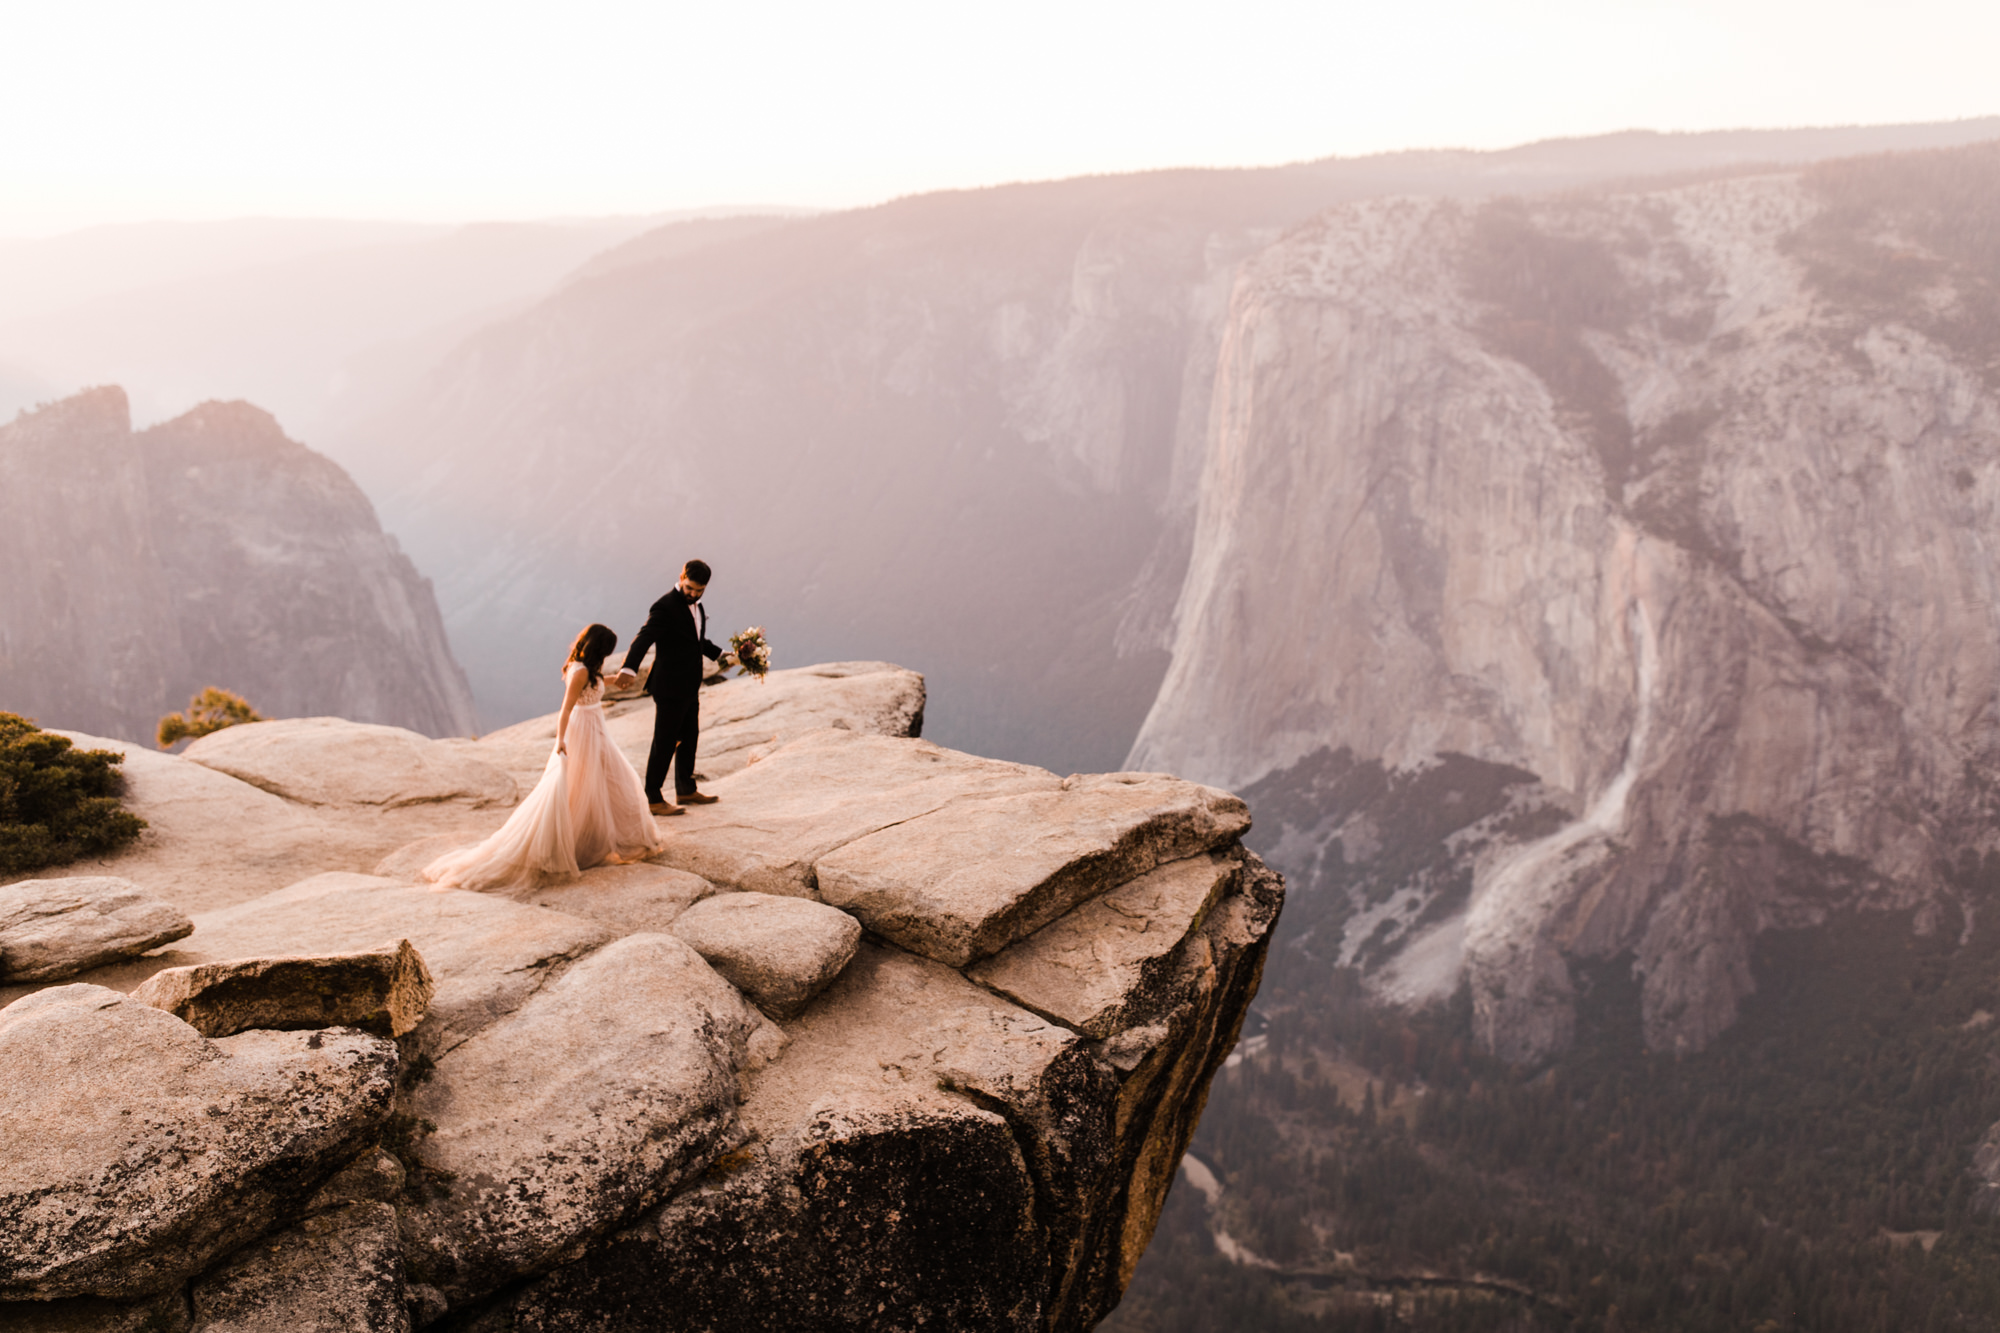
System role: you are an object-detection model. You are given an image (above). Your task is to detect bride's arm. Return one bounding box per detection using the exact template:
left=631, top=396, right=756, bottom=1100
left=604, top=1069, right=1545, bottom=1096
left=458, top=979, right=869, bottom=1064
left=556, top=664, right=587, bottom=754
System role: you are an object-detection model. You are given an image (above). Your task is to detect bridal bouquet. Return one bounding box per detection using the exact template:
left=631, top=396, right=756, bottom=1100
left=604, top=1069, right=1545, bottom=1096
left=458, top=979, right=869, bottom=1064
left=728, top=627, right=772, bottom=680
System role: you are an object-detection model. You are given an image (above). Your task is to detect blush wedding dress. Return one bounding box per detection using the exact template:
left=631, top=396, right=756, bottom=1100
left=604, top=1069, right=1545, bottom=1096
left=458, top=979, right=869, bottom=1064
left=422, top=662, right=663, bottom=891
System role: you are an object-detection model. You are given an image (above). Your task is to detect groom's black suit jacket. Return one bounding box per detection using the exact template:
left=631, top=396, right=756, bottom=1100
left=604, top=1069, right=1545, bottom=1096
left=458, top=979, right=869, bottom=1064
left=622, top=588, right=722, bottom=701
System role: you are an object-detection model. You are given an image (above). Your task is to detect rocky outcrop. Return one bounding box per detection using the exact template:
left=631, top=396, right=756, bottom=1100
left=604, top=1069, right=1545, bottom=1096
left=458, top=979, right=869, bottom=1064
left=0, top=387, right=476, bottom=743
left=475, top=857, right=1280, bottom=1332
left=0, top=877, right=191, bottom=982
left=1131, top=144, right=2000, bottom=1059
left=0, top=663, right=1279, bottom=1330
left=192, top=1147, right=414, bottom=1332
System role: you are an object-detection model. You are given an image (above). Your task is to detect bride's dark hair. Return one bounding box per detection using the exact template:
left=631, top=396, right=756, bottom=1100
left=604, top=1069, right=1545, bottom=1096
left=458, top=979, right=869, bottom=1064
left=566, top=623, right=619, bottom=687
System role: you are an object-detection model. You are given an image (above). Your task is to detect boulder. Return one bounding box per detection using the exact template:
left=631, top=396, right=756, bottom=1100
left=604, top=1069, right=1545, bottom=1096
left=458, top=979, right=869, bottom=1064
left=0, top=985, right=398, bottom=1302
left=183, top=718, right=515, bottom=809
left=398, top=933, right=764, bottom=1304
left=129, top=939, right=434, bottom=1038
left=969, top=853, right=1238, bottom=1038
left=0, top=877, right=192, bottom=983
left=176, top=873, right=612, bottom=1054
left=188, top=1202, right=408, bottom=1333
left=651, top=731, right=1057, bottom=897
left=668, top=892, right=862, bottom=1020
left=814, top=773, right=1252, bottom=966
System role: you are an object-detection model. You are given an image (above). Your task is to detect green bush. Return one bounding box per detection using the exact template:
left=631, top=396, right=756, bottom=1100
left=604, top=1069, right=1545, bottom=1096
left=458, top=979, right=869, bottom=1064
left=0, top=712, right=146, bottom=875
left=157, top=687, right=262, bottom=749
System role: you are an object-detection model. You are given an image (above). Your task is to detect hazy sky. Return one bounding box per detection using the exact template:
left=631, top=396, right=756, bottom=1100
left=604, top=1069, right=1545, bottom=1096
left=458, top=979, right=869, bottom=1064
left=5, top=0, right=1996, bottom=237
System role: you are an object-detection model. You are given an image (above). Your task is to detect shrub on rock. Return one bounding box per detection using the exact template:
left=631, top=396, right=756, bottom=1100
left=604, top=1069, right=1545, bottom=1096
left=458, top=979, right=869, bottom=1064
left=0, top=713, right=145, bottom=875
left=157, top=687, right=262, bottom=749
left=156, top=684, right=264, bottom=748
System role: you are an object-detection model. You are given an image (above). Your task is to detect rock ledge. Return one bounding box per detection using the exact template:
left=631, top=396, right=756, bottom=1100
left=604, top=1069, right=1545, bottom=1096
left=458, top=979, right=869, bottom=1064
left=0, top=662, right=1280, bottom=1332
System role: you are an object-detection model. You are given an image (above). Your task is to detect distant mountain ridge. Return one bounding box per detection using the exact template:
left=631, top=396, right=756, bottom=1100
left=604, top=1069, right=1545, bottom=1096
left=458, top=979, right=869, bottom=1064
left=0, top=387, right=476, bottom=742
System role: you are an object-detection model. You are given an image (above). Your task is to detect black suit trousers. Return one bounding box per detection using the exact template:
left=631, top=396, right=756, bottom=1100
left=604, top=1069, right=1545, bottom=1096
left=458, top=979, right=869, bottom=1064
left=645, top=691, right=701, bottom=799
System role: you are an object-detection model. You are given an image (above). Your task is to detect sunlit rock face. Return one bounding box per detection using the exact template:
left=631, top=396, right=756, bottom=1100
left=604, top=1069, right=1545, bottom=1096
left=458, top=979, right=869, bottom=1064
left=1132, top=145, right=2000, bottom=1061
left=0, top=387, right=476, bottom=741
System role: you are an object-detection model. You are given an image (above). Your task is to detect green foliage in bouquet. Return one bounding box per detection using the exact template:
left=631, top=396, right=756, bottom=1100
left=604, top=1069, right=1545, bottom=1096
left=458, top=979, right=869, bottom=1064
left=157, top=687, right=262, bottom=749
left=728, top=627, right=773, bottom=680
left=0, top=712, right=146, bottom=874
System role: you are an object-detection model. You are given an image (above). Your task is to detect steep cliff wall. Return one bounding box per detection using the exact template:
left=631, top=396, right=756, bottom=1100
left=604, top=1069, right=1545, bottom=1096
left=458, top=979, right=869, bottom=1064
left=0, top=387, right=477, bottom=741
left=1132, top=144, right=2000, bottom=1059
left=340, top=125, right=2000, bottom=771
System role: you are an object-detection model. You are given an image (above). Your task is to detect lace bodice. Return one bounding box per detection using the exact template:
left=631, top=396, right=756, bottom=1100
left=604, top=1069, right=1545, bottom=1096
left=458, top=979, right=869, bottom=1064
left=568, top=661, right=606, bottom=705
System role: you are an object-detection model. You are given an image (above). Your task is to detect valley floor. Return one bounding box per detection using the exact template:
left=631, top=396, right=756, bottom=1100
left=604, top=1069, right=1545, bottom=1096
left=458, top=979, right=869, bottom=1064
left=1102, top=857, right=2000, bottom=1332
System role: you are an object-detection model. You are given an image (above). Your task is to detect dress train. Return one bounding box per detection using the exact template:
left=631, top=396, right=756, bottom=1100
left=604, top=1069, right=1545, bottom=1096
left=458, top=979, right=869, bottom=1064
left=423, top=665, right=662, bottom=891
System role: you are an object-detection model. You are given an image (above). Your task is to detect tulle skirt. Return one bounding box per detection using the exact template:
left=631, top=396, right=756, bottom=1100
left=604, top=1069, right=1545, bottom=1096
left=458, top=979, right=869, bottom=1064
left=422, top=702, right=663, bottom=892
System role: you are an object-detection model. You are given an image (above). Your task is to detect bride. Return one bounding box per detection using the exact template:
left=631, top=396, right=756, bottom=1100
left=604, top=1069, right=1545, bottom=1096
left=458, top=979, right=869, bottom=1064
left=424, top=623, right=665, bottom=892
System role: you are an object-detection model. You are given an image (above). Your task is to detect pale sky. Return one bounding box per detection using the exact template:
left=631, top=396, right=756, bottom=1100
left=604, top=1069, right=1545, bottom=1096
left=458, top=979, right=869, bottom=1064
left=3, top=0, right=1995, bottom=238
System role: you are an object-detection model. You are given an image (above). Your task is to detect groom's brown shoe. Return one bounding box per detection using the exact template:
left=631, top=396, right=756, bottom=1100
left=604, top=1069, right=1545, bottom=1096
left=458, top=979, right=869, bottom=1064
left=649, top=800, right=684, bottom=816
left=678, top=791, right=719, bottom=805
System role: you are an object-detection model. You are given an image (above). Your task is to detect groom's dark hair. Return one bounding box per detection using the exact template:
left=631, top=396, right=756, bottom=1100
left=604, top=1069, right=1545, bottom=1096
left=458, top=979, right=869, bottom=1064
left=682, top=559, right=712, bottom=585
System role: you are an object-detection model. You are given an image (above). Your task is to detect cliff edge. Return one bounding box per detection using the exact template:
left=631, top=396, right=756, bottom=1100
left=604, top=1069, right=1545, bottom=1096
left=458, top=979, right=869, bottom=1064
left=0, top=662, right=1281, bottom=1332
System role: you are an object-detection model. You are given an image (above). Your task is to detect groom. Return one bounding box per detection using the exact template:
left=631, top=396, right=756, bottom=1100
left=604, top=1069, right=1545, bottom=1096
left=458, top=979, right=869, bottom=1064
left=614, top=558, right=724, bottom=815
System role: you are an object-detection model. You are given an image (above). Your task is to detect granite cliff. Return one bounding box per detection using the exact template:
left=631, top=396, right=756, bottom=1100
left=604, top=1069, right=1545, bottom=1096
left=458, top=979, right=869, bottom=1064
left=0, top=663, right=1281, bottom=1330
left=1131, top=143, right=2000, bottom=1060
left=0, top=387, right=476, bottom=742
left=339, top=122, right=2000, bottom=773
